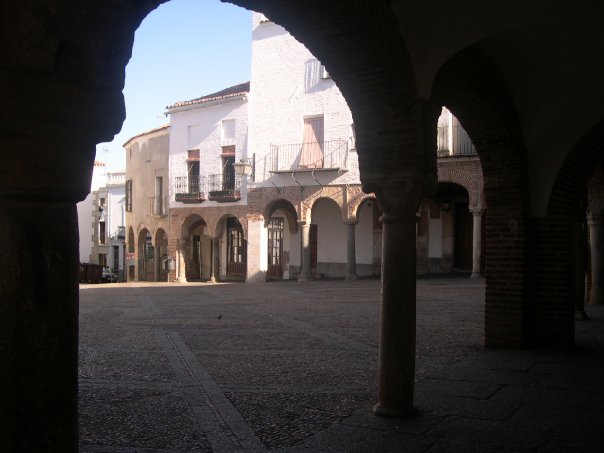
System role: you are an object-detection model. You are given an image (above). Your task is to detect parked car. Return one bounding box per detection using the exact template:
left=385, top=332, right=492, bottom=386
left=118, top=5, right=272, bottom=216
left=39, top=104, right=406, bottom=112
left=101, top=267, right=118, bottom=283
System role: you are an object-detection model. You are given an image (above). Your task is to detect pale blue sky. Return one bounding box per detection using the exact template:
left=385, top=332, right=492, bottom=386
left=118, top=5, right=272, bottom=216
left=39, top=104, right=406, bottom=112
left=96, top=0, right=252, bottom=172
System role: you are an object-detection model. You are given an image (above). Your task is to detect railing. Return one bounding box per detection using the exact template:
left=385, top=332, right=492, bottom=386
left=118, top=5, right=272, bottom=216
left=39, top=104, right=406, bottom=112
left=173, top=175, right=205, bottom=203
left=107, top=172, right=126, bottom=186
left=437, top=125, right=477, bottom=157
left=268, top=139, right=348, bottom=172
left=206, top=173, right=242, bottom=202
left=147, top=196, right=167, bottom=216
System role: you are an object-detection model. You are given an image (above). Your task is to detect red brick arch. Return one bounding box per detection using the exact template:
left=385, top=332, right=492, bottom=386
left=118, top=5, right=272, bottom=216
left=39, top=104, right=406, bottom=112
left=436, top=165, right=483, bottom=209
left=432, top=47, right=529, bottom=347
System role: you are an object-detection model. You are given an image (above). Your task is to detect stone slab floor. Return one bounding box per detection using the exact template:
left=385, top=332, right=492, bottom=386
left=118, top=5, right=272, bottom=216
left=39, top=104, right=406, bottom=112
left=79, top=278, right=604, bottom=452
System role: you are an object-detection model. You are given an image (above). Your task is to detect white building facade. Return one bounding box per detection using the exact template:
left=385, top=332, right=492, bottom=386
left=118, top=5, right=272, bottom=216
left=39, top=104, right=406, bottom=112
left=131, top=11, right=484, bottom=284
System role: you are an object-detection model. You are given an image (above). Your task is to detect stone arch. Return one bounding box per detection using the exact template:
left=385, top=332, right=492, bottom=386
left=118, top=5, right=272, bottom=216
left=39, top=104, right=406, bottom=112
left=349, top=193, right=377, bottom=222
left=154, top=227, right=168, bottom=247
left=180, top=213, right=207, bottom=239
left=309, top=196, right=346, bottom=223
left=263, top=198, right=298, bottom=234
left=437, top=165, right=483, bottom=210
left=214, top=213, right=248, bottom=240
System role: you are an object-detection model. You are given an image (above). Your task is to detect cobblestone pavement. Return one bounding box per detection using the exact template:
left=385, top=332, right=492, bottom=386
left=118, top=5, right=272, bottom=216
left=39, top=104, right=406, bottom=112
left=79, top=278, right=604, bottom=452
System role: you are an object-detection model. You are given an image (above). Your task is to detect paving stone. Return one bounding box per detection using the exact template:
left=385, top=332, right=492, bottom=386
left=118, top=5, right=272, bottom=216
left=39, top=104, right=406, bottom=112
left=300, top=423, right=433, bottom=453
left=79, top=386, right=210, bottom=451
left=78, top=279, right=604, bottom=452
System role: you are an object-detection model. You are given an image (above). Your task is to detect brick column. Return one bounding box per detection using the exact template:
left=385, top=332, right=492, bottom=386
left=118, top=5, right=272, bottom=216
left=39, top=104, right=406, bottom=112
left=345, top=221, right=358, bottom=281
left=298, top=221, right=313, bottom=282
left=177, top=239, right=187, bottom=283
left=373, top=184, right=422, bottom=417
left=470, top=208, right=484, bottom=278
left=588, top=213, right=603, bottom=304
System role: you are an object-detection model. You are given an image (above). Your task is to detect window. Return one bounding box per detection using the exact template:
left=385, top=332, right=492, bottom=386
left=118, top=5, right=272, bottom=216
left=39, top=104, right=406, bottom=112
left=99, top=221, right=106, bottom=244
left=300, top=116, right=324, bottom=169
left=221, top=146, right=236, bottom=192
left=125, top=179, right=132, bottom=212
left=154, top=176, right=163, bottom=215
left=98, top=253, right=107, bottom=267
left=187, top=124, right=201, bottom=148
left=221, top=119, right=236, bottom=143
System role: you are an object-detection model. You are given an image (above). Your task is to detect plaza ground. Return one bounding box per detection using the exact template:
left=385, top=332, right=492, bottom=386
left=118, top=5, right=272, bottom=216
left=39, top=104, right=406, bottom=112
left=79, top=278, right=603, bottom=452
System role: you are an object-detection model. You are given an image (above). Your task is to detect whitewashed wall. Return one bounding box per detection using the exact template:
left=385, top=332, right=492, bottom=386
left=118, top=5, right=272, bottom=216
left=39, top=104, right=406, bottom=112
left=248, top=12, right=358, bottom=187
left=168, top=98, right=249, bottom=208
left=77, top=163, right=108, bottom=263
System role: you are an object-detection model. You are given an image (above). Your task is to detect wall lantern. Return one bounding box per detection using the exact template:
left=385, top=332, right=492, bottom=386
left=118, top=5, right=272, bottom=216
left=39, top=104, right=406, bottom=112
left=233, top=156, right=255, bottom=180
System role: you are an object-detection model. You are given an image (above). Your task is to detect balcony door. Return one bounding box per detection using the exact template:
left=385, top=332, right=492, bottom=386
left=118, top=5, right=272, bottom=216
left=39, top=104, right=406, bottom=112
left=300, top=116, right=324, bottom=169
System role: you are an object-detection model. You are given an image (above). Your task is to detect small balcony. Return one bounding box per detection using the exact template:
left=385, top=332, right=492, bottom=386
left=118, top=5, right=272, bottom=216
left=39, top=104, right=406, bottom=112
left=437, top=125, right=477, bottom=157
left=148, top=195, right=167, bottom=216
left=207, top=173, right=242, bottom=202
left=174, top=175, right=206, bottom=204
left=268, top=139, right=348, bottom=173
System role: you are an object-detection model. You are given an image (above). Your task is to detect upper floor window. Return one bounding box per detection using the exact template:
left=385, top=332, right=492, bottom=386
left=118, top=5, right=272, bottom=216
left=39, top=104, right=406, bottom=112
left=187, top=124, right=201, bottom=148
left=125, top=180, right=133, bottom=212
left=221, top=119, right=236, bottom=144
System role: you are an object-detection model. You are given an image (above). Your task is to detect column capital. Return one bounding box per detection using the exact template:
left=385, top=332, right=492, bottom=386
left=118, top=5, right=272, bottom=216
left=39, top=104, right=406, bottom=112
left=470, top=207, right=486, bottom=216
left=374, top=180, right=429, bottom=225
left=344, top=220, right=359, bottom=226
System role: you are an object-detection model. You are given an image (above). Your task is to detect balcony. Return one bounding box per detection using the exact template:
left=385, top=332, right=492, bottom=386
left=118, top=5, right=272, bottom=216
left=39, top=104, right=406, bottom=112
left=268, top=139, right=348, bottom=173
left=437, top=125, right=477, bottom=157
left=174, top=175, right=205, bottom=204
left=207, top=173, right=242, bottom=202
left=148, top=195, right=167, bottom=216
left=107, top=171, right=126, bottom=186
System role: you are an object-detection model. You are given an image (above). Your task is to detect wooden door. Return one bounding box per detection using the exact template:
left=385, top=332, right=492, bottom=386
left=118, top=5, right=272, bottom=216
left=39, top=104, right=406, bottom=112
left=267, top=218, right=284, bottom=279
left=226, top=218, right=246, bottom=278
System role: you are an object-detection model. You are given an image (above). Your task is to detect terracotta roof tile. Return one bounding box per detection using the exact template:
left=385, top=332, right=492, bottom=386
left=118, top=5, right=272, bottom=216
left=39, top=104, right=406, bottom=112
left=167, top=81, right=250, bottom=109
left=122, top=124, right=170, bottom=148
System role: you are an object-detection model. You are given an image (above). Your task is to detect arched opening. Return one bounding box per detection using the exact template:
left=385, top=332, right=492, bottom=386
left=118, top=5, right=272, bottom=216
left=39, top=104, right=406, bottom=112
left=355, top=197, right=381, bottom=277
left=154, top=228, right=169, bottom=282
left=136, top=228, right=153, bottom=281
left=310, top=197, right=346, bottom=278
left=431, top=182, right=473, bottom=274
left=180, top=214, right=210, bottom=281
left=216, top=215, right=247, bottom=281
left=265, top=199, right=298, bottom=280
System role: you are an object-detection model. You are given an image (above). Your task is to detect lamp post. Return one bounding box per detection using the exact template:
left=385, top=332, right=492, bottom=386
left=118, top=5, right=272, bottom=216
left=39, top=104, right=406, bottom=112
left=232, top=156, right=255, bottom=180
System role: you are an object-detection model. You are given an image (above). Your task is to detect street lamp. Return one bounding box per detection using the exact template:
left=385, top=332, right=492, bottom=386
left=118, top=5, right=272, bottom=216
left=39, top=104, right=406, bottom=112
left=232, top=156, right=255, bottom=180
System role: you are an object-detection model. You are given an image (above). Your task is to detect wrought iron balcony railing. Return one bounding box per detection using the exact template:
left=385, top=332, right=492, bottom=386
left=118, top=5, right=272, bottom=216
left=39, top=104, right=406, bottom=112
left=206, top=173, right=242, bottom=202
left=173, top=175, right=205, bottom=203
left=268, top=139, right=348, bottom=173
left=437, top=125, right=477, bottom=157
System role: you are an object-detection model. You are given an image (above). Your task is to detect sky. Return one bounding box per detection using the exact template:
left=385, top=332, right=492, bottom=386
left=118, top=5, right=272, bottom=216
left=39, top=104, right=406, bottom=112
left=96, top=0, right=252, bottom=172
